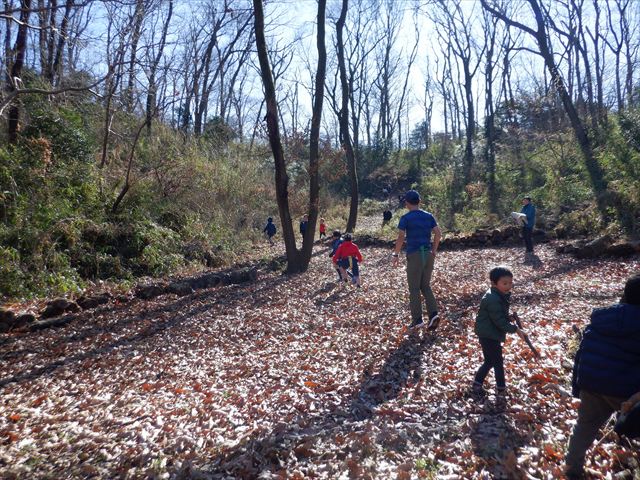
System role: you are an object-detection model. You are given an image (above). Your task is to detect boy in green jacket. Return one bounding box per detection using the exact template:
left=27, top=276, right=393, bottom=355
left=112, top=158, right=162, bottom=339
left=472, top=266, right=527, bottom=398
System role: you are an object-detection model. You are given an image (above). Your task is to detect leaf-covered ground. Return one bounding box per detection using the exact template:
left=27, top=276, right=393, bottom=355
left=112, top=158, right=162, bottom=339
left=1, top=241, right=639, bottom=479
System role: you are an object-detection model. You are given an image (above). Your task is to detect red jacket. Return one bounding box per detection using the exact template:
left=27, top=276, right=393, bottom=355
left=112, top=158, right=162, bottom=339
left=319, top=223, right=326, bottom=233
left=332, top=241, right=363, bottom=264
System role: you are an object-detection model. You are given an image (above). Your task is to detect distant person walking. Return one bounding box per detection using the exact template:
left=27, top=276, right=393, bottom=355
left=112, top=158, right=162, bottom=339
left=520, top=196, right=536, bottom=253
left=319, top=218, right=327, bottom=239
left=392, top=190, right=442, bottom=330
left=299, top=214, right=308, bottom=240
left=382, top=209, right=393, bottom=228
left=263, top=217, right=277, bottom=245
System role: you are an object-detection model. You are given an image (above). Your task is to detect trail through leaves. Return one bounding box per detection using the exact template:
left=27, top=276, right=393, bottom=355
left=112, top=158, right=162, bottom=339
left=0, top=241, right=638, bottom=479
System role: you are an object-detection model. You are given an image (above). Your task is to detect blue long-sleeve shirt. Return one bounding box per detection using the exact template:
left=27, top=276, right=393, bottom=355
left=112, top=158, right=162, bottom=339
left=520, top=203, right=536, bottom=230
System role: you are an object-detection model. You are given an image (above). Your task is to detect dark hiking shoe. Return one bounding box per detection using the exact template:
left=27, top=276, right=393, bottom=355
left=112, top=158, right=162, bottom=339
left=469, top=385, right=486, bottom=400
left=409, top=318, right=424, bottom=329
left=427, top=312, right=440, bottom=330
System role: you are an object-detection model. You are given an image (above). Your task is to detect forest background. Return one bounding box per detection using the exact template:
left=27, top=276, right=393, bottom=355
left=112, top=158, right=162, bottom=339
left=1, top=0, right=640, bottom=299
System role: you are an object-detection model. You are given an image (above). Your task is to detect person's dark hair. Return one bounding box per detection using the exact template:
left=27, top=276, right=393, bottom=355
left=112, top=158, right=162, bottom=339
left=489, top=266, right=513, bottom=283
left=404, top=190, right=421, bottom=205
left=343, top=233, right=353, bottom=241
left=332, top=230, right=341, bottom=238
left=621, top=274, right=640, bottom=305
left=267, top=217, right=273, bottom=222
left=523, top=196, right=532, bottom=201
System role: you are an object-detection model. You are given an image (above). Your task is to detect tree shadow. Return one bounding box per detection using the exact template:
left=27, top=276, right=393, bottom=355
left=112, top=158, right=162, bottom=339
left=523, top=252, right=543, bottom=269
left=350, top=330, right=435, bottom=420
left=469, top=405, right=530, bottom=478
left=0, top=273, right=291, bottom=389
left=187, top=329, right=436, bottom=477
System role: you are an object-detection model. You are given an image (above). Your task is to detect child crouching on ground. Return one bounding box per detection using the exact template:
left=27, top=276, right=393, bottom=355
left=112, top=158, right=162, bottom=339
left=332, top=233, right=363, bottom=287
left=472, top=266, right=527, bottom=398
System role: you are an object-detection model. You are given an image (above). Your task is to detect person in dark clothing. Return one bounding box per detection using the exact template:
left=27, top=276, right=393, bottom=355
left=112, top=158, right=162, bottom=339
left=299, top=214, right=308, bottom=240
left=471, top=266, right=527, bottom=398
left=382, top=209, right=393, bottom=228
left=565, top=274, right=640, bottom=479
left=329, top=230, right=347, bottom=281
left=520, top=196, right=536, bottom=253
left=263, top=217, right=277, bottom=245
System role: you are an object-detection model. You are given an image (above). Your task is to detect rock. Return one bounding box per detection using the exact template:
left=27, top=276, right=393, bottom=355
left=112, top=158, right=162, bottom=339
left=116, top=295, right=131, bottom=304
left=30, top=314, right=75, bottom=331
left=189, top=273, right=222, bottom=290
left=40, top=298, right=80, bottom=318
left=576, top=234, right=614, bottom=259
left=606, top=241, right=639, bottom=257
left=228, top=267, right=257, bottom=285
left=0, top=308, right=15, bottom=324
left=167, top=282, right=194, bottom=297
left=134, top=284, right=167, bottom=300
left=13, top=313, right=36, bottom=328
left=0, top=308, right=15, bottom=333
left=77, top=293, right=112, bottom=310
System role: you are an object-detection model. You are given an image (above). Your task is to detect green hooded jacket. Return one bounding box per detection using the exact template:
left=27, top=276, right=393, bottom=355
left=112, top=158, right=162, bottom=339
left=474, top=287, right=518, bottom=342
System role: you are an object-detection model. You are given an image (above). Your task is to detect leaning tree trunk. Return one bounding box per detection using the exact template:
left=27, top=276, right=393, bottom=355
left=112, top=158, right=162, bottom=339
left=253, top=0, right=298, bottom=270
left=482, top=0, right=609, bottom=218
left=528, top=0, right=608, bottom=212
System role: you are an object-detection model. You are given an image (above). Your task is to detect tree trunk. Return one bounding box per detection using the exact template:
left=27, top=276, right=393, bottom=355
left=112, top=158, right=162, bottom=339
left=482, top=0, right=609, bottom=217
left=7, top=0, right=31, bottom=143
left=336, top=0, right=358, bottom=233
left=526, top=0, right=608, bottom=210
left=253, top=0, right=314, bottom=273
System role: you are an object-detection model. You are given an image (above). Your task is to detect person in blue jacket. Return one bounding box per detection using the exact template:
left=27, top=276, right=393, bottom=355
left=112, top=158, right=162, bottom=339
left=263, top=217, right=276, bottom=245
left=520, top=196, right=536, bottom=253
left=565, top=274, right=640, bottom=479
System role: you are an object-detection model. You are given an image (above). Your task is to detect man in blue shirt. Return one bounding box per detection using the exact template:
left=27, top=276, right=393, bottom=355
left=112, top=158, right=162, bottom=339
left=392, top=190, right=442, bottom=330
left=520, top=196, right=536, bottom=253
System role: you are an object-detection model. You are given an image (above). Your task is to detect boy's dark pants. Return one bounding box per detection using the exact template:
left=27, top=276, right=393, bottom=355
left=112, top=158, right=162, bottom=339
left=522, top=226, right=534, bottom=252
left=565, top=389, right=625, bottom=476
left=406, top=250, right=437, bottom=321
left=473, top=337, right=505, bottom=389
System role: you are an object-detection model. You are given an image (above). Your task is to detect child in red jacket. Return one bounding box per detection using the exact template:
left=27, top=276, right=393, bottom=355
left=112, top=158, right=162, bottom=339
left=332, top=233, right=363, bottom=287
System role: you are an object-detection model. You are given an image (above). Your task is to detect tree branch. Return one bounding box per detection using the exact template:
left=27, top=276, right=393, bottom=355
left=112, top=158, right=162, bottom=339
left=480, top=0, right=537, bottom=37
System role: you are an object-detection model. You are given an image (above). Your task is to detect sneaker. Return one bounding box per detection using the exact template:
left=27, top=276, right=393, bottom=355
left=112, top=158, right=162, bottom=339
left=427, top=312, right=440, bottom=330
left=470, top=384, right=486, bottom=399
left=496, top=388, right=508, bottom=404
left=409, top=318, right=424, bottom=329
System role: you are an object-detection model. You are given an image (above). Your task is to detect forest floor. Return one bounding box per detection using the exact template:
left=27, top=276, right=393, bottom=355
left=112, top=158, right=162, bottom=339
left=0, top=234, right=639, bottom=479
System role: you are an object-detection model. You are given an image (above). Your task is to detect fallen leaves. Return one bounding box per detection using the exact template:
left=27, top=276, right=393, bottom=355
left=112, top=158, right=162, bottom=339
left=0, top=241, right=638, bottom=478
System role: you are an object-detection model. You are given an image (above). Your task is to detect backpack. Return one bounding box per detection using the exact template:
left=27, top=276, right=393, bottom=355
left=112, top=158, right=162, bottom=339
left=267, top=223, right=276, bottom=236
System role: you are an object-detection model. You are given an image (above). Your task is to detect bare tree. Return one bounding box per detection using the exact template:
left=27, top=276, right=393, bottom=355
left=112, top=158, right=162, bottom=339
left=5, top=0, right=31, bottom=143
left=482, top=0, right=609, bottom=216
left=335, top=0, right=358, bottom=232
left=482, top=8, right=500, bottom=214
left=145, top=0, right=173, bottom=134
left=253, top=0, right=326, bottom=273
left=431, top=0, right=485, bottom=188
